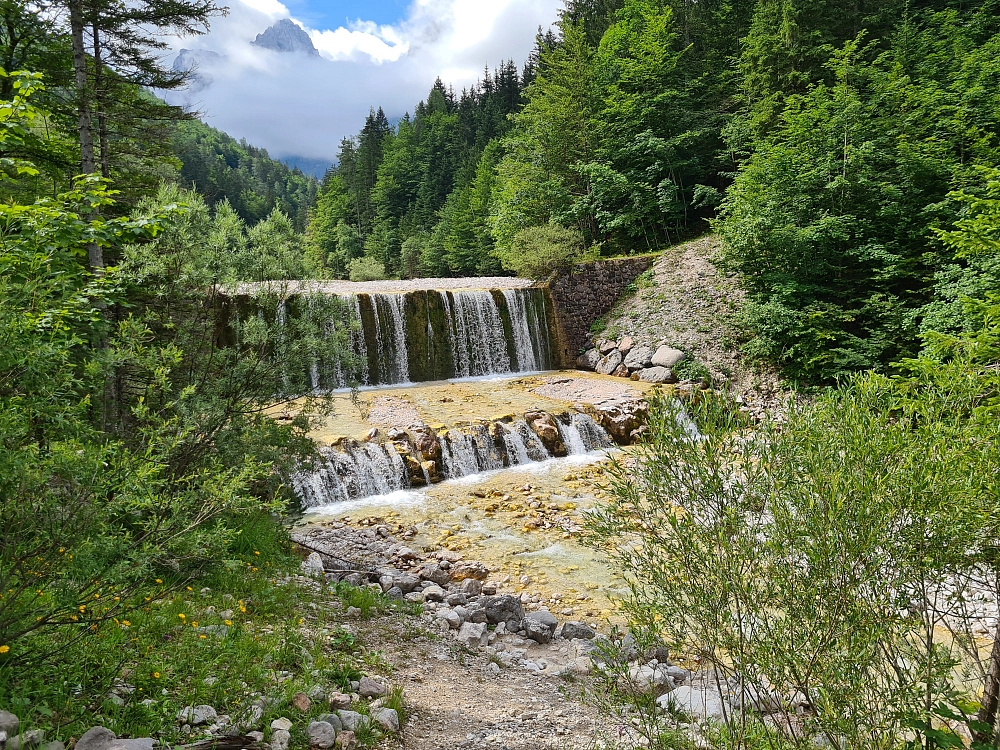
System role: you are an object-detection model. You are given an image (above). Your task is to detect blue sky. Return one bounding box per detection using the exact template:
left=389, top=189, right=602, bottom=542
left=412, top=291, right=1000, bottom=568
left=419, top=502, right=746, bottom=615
left=166, top=0, right=562, bottom=163
left=285, top=0, right=412, bottom=27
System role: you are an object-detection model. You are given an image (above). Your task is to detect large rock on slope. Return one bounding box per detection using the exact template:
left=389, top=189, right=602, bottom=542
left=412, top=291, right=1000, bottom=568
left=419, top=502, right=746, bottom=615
left=575, top=349, right=601, bottom=371
left=623, top=345, right=654, bottom=370
left=595, top=350, right=623, bottom=375
left=651, top=346, right=686, bottom=369
left=639, top=366, right=677, bottom=384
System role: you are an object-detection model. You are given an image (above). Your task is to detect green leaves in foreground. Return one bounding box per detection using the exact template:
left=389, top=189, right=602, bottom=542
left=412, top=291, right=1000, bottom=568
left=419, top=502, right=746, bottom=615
left=587, top=355, right=1000, bottom=748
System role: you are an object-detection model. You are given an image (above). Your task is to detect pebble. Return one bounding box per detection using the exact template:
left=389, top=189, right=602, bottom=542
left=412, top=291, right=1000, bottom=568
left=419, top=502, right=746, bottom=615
left=291, top=692, right=311, bottom=712
left=270, top=717, right=292, bottom=732
left=335, top=731, right=356, bottom=749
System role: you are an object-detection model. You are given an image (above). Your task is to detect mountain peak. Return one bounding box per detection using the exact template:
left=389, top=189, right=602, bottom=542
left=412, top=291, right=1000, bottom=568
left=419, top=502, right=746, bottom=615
left=253, top=19, right=319, bottom=56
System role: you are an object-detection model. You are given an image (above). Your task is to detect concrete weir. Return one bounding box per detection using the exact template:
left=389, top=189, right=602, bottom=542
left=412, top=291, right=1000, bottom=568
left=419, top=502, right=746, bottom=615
left=225, top=278, right=557, bottom=388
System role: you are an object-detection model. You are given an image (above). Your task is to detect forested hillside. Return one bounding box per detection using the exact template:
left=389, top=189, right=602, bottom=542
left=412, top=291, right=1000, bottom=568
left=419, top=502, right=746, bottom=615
left=173, top=119, right=319, bottom=231
left=311, top=0, right=1000, bottom=383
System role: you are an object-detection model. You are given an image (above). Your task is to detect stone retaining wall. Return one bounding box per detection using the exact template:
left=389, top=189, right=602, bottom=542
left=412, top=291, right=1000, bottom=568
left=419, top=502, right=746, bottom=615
left=544, top=257, right=654, bottom=368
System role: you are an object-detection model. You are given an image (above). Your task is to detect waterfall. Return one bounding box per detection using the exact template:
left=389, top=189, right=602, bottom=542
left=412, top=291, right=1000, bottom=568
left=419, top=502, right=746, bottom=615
left=253, top=286, right=555, bottom=389
left=371, top=293, right=410, bottom=384
left=559, top=413, right=615, bottom=454
left=503, top=289, right=552, bottom=371
left=294, top=410, right=618, bottom=508
left=500, top=422, right=532, bottom=464
left=293, top=442, right=409, bottom=508
left=446, top=291, right=512, bottom=378
left=438, top=424, right=504, bottom=478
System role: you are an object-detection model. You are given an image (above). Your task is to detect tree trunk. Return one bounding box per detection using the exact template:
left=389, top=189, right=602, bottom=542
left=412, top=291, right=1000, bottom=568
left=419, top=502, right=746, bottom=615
left=975, top=615, right=1000, bottom=744
left=68, top=0, right=103, bottom=273
left=92, top=21, right=110, bottom=179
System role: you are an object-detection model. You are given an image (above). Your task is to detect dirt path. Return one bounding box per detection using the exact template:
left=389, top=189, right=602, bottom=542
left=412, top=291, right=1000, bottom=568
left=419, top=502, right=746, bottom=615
left=363, top=614, right=607, bottom=749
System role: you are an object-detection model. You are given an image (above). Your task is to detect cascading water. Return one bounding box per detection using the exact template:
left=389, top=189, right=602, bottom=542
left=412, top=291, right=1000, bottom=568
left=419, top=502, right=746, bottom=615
left=559, top=413, right=615, bottom=454
left=371, top=293, right=410, bottom=385
left=295, top=411, right=617, bottom=509
left=263, top=286, right=555, bottom=390
left=445, top=291, right=512, bottom=378
left=292, top=442, right=410, bottom=507
left=502, top=288, right=553, bottom=372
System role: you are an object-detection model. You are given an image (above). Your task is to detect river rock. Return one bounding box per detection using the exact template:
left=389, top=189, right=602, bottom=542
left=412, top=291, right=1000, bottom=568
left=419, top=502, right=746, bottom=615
left=450, top=561, right=488, bottom=582
left=589, top=398, right=649, bottom=444
left=524, top=617, right=553, bottom=644
left=618, top=335, right=635, bottom=354
left=335, top=731, right=356, bottom=749
left=436, top=608, right=462, bottom=629
left=628, top=664, right=674, bottom=694
left=315, top=714, right=343, bottom=731
left=595, top=350, right=623, bottom=376
left=526, top=610, right=558, bottom=635
left=409, top=424, right=441, bottom=463
left=417, top=563, right=451, bottom=587
left=335, top=712, right=367, bottom=732
left=301, top=552, right=325, bottom=577
left=74, top=729, right=153, bottom=750
left=638, top=366, right=677, bottom=384
left=657, top=685, right=731, bottom=721
left=524, top=411, right=567, bottom=457
left=459, top=578, right=482, bottom=596
left=72, top=728, right=114, bottom=750
left=612, top=364, right=630, bottom=378
left=307, top=722, right=336, bottom=749
left=651, top=346, right=686, bottom=369
left=421, top=585, right=446, bottom=602
left=598, top=339, right=618, bottom=355
left=0, top=713, right=19, bottom=737
left=561, top=621, right=596, bottom=640
left=483, top=595, right=525, bottom=632
left=391, top=573, right=421, bottom=594
left=575, top=349, right=601, bottom=371
left=358, top=676, right=386, bottom=698
left=372, top=708, right=399, bottom=733
left=328, top=692, right=351, bottom=711
left=270, top=729, right=290, bottom=750
left=178, top=706, right=218, bottom=726
left=623, top=345, right=654, bottom=370
left=456, top=621, right=489, bottom=648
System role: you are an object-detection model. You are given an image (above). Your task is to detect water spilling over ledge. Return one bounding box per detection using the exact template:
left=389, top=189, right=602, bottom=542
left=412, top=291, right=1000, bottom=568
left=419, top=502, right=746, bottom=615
left=226, top=281, right=556, bottom=388
left=292, top=411, right=614, bottom=508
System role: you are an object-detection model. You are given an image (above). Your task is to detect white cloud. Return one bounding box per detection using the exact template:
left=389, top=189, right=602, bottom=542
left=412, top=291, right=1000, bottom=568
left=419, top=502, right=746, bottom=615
left=166, top=0, right=561, bottom=163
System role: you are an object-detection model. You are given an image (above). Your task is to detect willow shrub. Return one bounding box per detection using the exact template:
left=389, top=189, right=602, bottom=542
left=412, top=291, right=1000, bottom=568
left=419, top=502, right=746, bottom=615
left=586, top=358, right=1000, bottom=750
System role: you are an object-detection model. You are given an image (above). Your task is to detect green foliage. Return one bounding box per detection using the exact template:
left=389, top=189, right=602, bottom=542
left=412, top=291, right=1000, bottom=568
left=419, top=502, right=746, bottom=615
left=173, top=119, right=319, bottom=231
left=495, top=223, right=586, bottom=279
left=587, top=366, right=1000, bottom=747
left=348, top=256, right=388, bottom=281
left=719, top=15, right=1000, bottom=382
left=1, top=516, right=394, bottom=748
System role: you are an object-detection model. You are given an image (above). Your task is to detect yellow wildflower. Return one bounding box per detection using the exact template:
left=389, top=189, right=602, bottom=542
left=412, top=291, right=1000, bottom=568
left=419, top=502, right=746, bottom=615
left=224, top=620, right=233, bottom=626
left=178, top=613, right=186, bottom=620
left=153, top=671, right=160, bottom=679
left=0, top=645, right=9, bottom=654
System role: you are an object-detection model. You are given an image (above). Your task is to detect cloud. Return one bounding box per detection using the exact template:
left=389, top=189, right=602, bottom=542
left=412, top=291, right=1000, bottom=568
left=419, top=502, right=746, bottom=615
left=165, top=0, right=561, bottom=163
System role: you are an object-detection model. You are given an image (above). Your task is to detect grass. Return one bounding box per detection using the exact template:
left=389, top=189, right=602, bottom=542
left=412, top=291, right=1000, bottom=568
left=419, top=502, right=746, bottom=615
left=0, top=517, right=409, bottom=749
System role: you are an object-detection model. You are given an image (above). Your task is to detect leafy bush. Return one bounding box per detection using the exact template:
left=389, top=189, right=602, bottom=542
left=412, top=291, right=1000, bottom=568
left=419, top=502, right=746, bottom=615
left=586, top=362, right=1000, bottom=747
left=494, top=224, right=586, bottom=279
left=348, top=256, right=388, bottom=282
